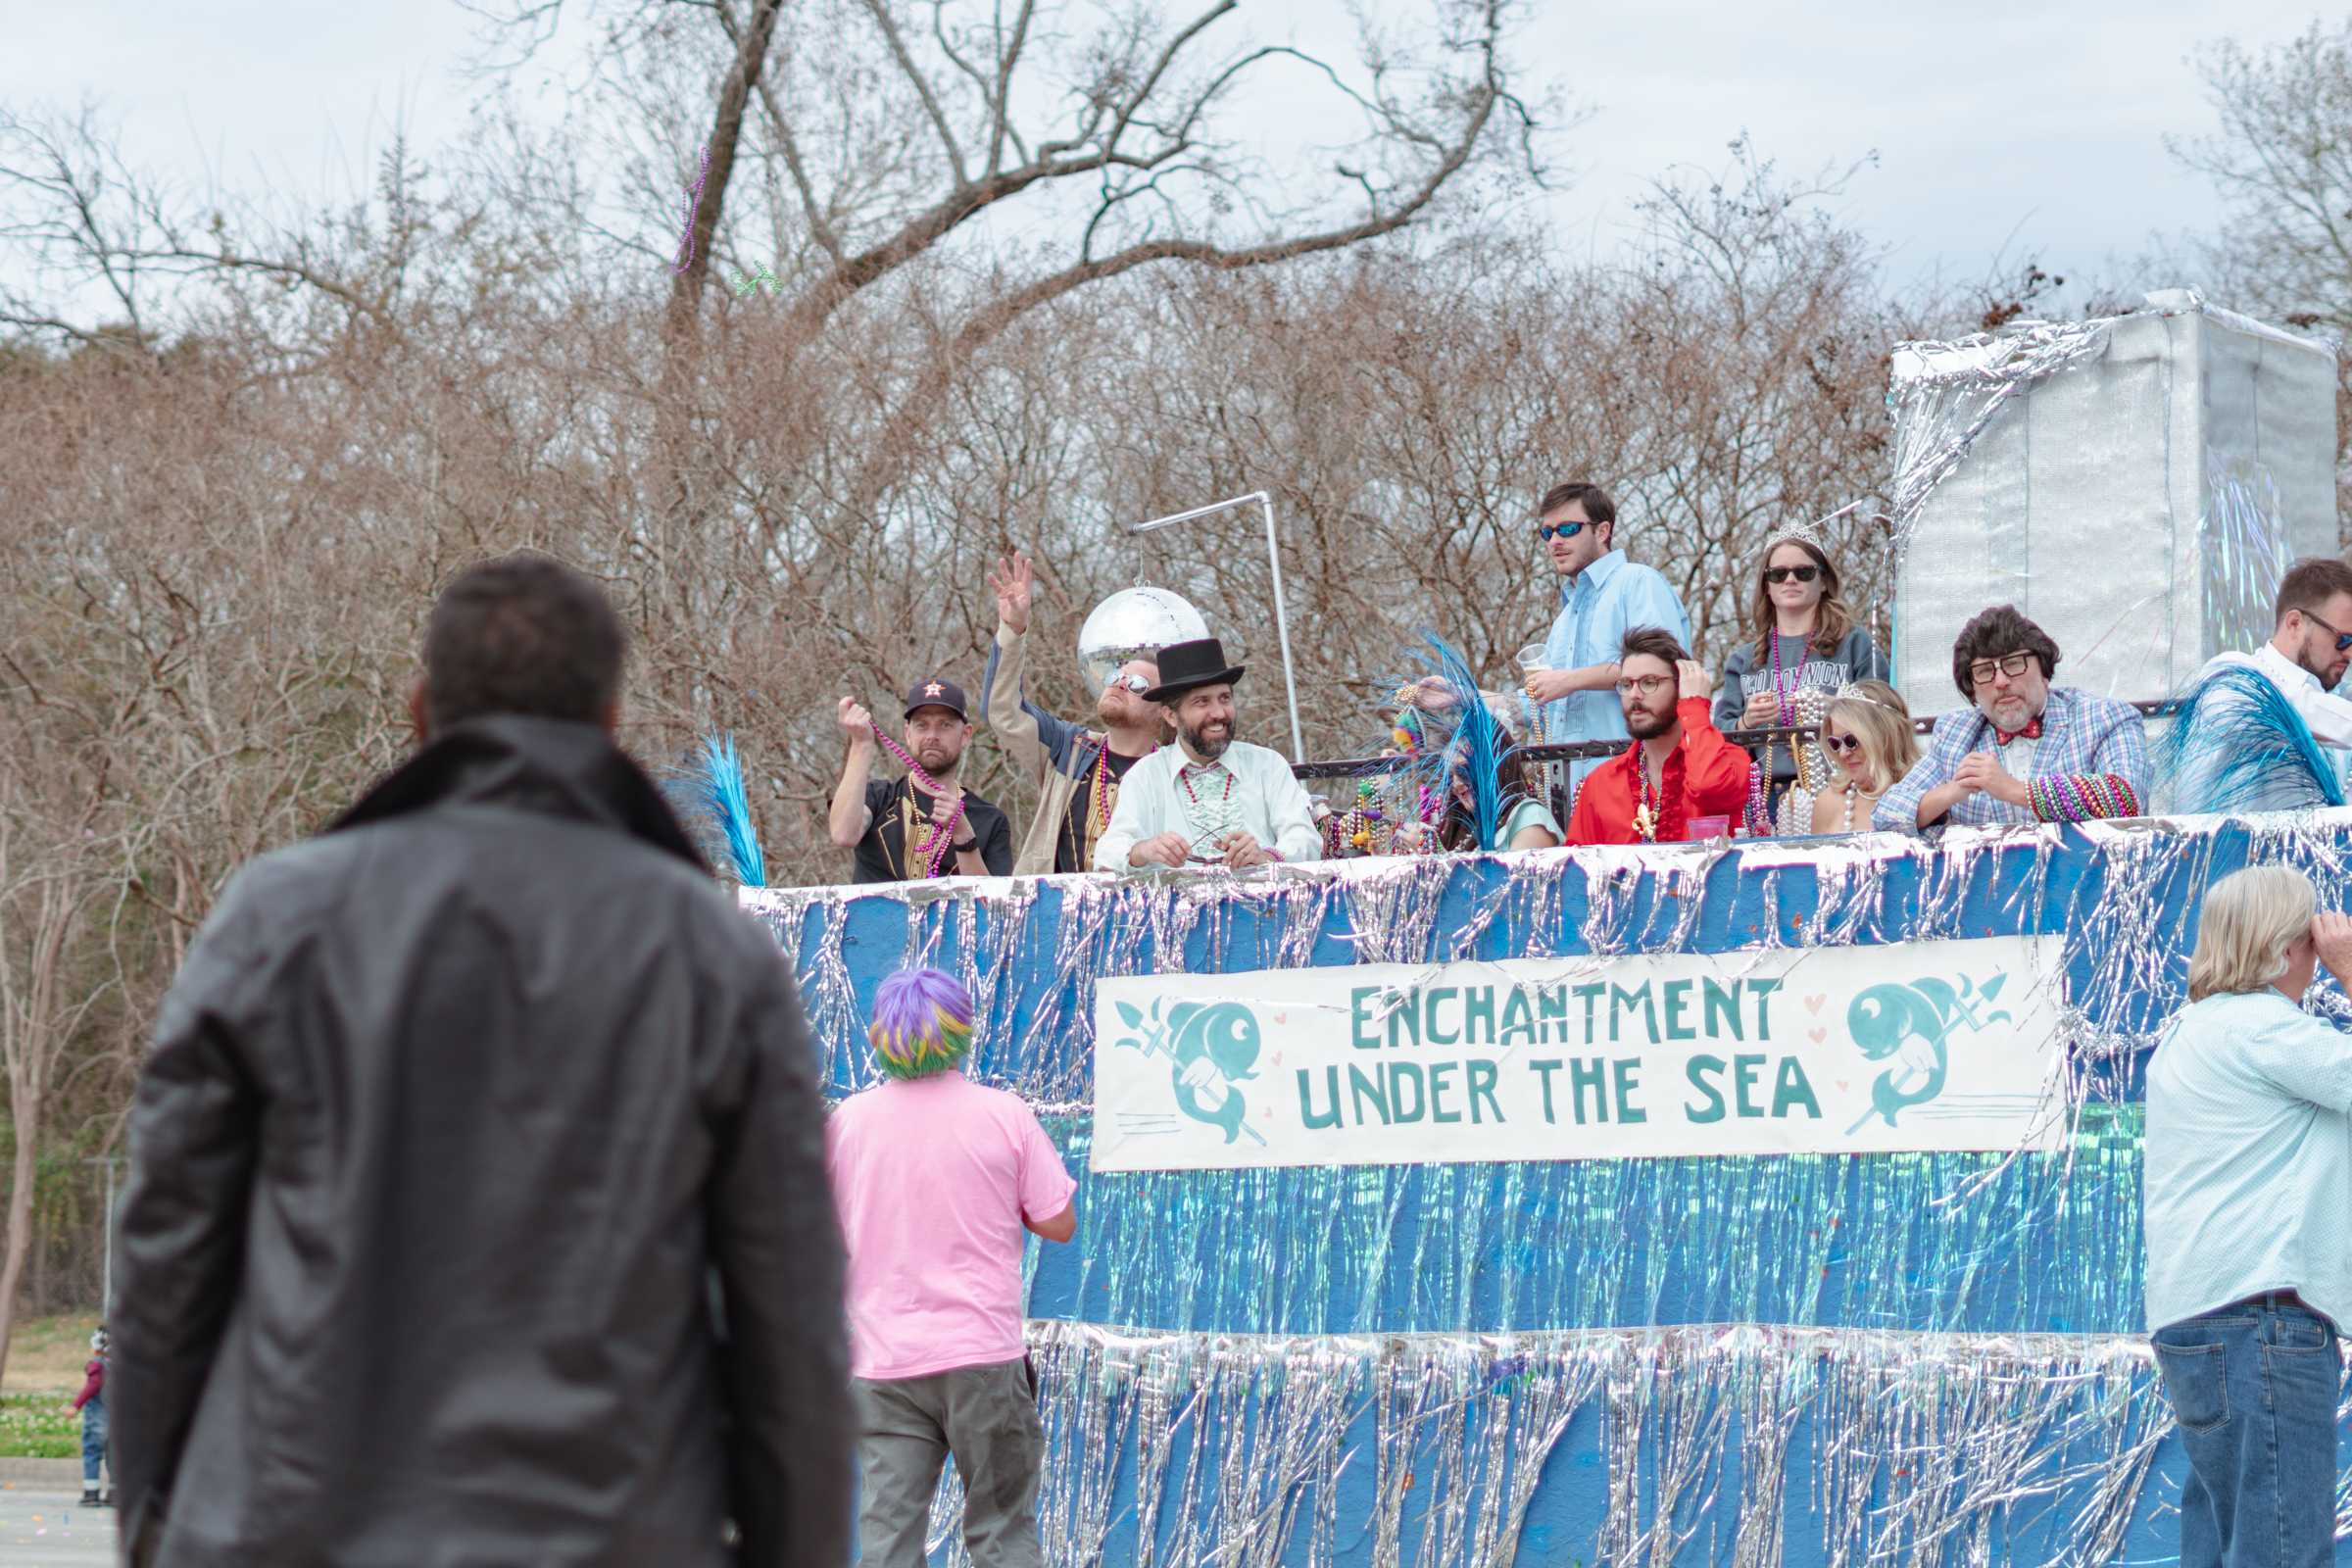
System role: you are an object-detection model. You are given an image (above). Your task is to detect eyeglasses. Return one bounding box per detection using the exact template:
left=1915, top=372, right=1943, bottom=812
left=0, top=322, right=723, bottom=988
left=1822, top=732, right=1862, bottom=756
left=1967, top=652, right=2034, bottom=687
left=1536, top=521, right=1587, bottom=543
left=1104, top=672, right=1152, bottom=695
left=2301, top=610, right=2352, bottom=653
left=1763, top=565, right=1821, bottom=585
left=1613, top=673, right=1674, bottom=697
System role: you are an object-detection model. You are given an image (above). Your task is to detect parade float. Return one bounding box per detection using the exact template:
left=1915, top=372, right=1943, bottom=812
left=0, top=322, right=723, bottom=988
left=741, top=293, right=2351, bottom=1565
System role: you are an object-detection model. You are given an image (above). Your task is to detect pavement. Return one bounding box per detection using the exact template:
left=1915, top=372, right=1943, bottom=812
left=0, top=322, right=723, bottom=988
left=0, top=1488, right=114, bottom=1566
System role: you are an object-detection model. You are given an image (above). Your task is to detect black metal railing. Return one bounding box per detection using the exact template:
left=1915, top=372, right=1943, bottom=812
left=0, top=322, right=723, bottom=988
left=1289, top=700, right=2180, bottom=781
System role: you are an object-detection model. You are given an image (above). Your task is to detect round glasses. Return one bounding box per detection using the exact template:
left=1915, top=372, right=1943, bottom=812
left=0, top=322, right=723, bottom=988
left=1613, top=673, right=1674, bottom=697
left=1822, top=732, right=1862, bottom=755
left=1536, top=521, right=1587, bottom=543
left=1763, top=564, right=1820, bottom=585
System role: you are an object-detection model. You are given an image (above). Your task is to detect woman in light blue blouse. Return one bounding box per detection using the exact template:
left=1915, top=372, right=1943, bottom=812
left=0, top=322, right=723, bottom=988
left=2145, top=864, right=2352, bottom=1568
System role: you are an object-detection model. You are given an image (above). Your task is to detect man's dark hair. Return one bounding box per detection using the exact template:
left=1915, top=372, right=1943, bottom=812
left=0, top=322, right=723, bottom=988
left=1537, top=481, right=1618, bottom=534
left=423, top=553, right=626, bottom=730
left=1619, top=624, right=1690, bottom=669
left=1949, top=605, right=2059, bottom=702
left=2276, top=557, right=2352, bottom=625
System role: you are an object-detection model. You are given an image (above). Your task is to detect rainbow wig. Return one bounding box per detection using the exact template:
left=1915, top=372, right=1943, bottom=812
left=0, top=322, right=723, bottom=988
left=868, top=967, right=976, bottom=1081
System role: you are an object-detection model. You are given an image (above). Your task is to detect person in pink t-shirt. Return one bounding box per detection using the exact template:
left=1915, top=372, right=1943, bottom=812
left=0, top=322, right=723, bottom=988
left=827, top=968, right=1076, bottom=1568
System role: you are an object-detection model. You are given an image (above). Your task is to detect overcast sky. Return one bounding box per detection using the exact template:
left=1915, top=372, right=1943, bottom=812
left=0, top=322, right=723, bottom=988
left=1, top=0, right=2332, bottom=309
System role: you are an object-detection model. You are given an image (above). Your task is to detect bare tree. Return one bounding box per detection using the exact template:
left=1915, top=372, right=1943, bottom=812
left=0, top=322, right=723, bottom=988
left=2170, top=21, right=2352, bottom=540
left=2171, top=21, right=2352, bottom=336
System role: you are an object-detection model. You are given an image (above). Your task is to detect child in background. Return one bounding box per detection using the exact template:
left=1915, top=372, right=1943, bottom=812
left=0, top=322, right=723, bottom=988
left=71, top=1326, right=107, bottom=1508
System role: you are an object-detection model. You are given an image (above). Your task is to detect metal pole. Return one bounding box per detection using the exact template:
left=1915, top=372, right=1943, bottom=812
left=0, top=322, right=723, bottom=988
left=1126, top=490, right=1306, bottom=760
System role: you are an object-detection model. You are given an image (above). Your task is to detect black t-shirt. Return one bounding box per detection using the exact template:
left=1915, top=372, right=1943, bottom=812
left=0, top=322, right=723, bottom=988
left=852, top=776, right=1014, bottom=883
left=1056, top=745, right=1146, bottom=874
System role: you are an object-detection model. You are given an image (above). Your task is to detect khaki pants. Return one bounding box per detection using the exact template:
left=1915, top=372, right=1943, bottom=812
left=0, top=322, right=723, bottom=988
left=856, top=1357, right=1044, bottom=1567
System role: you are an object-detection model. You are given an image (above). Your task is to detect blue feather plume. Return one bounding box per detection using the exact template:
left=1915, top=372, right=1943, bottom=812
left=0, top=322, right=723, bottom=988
left=668, top=732, right=768, bottom=886
left=1387, top=632, right=1523, bottom=851
left=2156, top=660, right=2345, bottom=815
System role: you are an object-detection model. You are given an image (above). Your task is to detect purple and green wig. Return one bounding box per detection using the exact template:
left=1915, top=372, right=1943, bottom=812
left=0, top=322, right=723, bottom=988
left=868, top=967, right=975, bottom=1080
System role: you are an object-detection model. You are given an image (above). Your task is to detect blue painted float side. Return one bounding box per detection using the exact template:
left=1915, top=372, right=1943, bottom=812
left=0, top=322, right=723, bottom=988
left=757, top=812, right=2352, bottom=1565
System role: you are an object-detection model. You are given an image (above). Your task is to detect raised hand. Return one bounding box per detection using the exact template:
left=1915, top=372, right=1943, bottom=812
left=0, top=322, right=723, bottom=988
left=2312, top=911, right=2352, bottom=983
left=987, top=552, right=1035, bottom=636
left=1676, top=660, right=1712, bottom=703
left=837, top=696, right=876, bottom=743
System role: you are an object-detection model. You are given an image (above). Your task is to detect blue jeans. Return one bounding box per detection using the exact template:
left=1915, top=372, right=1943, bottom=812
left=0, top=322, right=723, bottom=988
left=2152, top=1296, right=2344, bottom=1568
left=78, top=1396, right=106, bottom=1487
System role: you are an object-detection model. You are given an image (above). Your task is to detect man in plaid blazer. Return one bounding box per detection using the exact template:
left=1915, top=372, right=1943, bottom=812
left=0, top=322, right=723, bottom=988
left=1876, top=605, right=2149, bottom=833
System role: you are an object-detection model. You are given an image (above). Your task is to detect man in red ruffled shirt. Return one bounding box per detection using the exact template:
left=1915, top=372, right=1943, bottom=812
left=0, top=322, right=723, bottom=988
left=1566, top=626, right=1751, bottom=845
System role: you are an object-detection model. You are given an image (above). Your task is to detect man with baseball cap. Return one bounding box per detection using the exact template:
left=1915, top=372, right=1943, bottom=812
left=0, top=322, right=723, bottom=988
left=828, top=675, right=1016, bottom=882
left=1093, top=638, right=1322, bottom=870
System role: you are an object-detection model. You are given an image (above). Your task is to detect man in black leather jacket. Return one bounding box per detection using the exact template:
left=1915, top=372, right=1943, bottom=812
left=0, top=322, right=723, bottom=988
left=110, top=554, right=851, bottom=1566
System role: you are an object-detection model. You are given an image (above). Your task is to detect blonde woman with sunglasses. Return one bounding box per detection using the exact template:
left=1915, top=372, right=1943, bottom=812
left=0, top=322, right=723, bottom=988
left=1775, top=680, right=1918, bottom=836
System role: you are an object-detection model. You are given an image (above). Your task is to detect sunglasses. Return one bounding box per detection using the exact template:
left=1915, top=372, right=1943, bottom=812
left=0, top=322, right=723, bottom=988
left=1104, top=672, right=1152, bottom=695
left=1763, top=564, right=1821, bottom=585
left=1967, top=652, right=2034, bottom=687
left=1536, top=521, right=1588, bottom=543
left=2302, top=609, right=2352, bottom=653
left=1822, top=732, right=1862, bottom=756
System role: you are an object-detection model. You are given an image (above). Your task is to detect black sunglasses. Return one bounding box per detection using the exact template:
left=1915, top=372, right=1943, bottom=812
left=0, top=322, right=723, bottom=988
left=1764, top=564, right=1821, bottom=585
left=2303, top=609, right=2352, bottom=653
left=1822, top=732, right=1862, bottom=755
left=1536, top=521, right=1587, bottom=543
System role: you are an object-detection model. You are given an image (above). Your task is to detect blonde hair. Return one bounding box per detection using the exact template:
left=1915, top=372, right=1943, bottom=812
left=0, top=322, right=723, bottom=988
left=2187, top=865, right=2316, bottom=1002
left=1823, top=679, right=1919, bottom=793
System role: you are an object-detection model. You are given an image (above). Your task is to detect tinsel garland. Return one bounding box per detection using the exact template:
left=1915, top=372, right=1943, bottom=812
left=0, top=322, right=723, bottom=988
left=753, top=808, right=2352, bottom=1564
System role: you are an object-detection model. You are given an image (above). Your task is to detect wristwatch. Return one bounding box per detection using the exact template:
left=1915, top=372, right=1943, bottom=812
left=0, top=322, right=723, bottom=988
left=952, top=833, right=980, bottom=854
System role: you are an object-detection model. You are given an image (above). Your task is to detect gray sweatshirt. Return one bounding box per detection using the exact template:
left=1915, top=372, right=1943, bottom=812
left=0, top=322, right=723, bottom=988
left=1713, top=626, right=1889, bottom=783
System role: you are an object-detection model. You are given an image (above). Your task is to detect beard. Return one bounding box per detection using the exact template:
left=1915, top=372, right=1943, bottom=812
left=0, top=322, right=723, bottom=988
left=1623, top=694, right=1678, bottom=739
left=912, top=735, right=962, bottom=775
left=1180, top=711, right=1235, bottom=760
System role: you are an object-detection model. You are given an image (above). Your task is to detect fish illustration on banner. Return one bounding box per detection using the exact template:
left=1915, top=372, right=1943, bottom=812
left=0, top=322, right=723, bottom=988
left=1843, top=972, right=2015, bottom=1133
left=1110, top=998, right=1267, bottom=1146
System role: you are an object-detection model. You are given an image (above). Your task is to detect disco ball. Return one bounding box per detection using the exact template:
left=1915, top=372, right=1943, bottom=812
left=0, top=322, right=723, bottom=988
left=1076, top=586, right=1210, bottom=693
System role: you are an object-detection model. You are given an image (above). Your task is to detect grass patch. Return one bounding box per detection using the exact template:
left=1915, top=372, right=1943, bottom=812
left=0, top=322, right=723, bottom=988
left=0, top=1394, right=82, bottom=1459
left=4, top=1314, right=101, bottom=1395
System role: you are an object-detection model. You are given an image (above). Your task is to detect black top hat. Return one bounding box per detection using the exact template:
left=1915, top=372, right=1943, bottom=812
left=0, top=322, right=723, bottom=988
left=901, top=676, right=970, bottom=721
left=1143, top=638, right=1246, bottom=704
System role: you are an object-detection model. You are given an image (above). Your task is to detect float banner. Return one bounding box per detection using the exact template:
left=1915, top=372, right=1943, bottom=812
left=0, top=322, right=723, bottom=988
left=1090, top=937, right=2064, bottom=1172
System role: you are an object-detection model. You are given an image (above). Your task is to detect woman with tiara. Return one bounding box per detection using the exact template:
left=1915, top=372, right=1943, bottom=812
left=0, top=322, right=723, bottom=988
left=1775, top=680, right=1919, bottom=836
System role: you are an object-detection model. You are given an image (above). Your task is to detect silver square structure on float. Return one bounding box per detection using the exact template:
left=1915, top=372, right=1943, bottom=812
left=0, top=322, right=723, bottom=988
left=1889, top=291, right=2337, bottom=709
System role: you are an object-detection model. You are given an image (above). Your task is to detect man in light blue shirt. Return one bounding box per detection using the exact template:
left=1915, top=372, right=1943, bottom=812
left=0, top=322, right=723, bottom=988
left=2144, top=864, right=2352, bottom=1568
left=1520, top=482, right=1692, bottom=796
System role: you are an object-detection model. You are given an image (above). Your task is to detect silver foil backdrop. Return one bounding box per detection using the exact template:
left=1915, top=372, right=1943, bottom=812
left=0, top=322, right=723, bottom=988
left=1888, top=291, right=2336, bottom=706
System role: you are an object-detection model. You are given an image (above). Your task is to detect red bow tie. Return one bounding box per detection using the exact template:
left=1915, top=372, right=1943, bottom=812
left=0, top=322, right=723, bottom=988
left=1993, top=717, right=2042, bottom=746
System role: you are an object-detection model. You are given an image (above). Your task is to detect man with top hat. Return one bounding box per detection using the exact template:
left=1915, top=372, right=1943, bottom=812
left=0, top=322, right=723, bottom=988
left=829, top=675, right=1016, bottom=881
left=1093, top=638, right=1322, bottom=870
